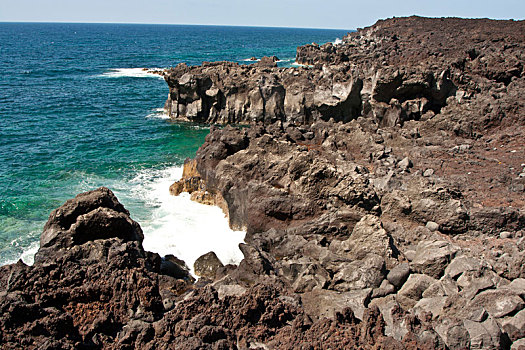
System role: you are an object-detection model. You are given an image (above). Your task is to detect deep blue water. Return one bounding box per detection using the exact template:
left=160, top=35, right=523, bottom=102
left=0, top=23, right=350, bottom=265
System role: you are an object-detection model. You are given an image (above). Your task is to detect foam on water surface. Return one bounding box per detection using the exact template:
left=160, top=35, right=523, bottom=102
left=128, top=166, right=245, bottom=274
left=99, top=68, right=165, bottom=78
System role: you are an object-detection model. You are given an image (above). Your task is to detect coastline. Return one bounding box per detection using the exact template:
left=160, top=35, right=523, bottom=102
left=1, top=16, right=524, bottom=349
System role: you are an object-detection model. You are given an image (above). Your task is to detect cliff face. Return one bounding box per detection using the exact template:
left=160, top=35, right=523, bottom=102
left=2, top=16, right=525, bottom=349
left=164, top=16, right=524, bottom=130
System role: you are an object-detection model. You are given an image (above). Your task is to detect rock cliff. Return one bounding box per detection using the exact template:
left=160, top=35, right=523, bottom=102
left=1, top=16, right=525, bottom=349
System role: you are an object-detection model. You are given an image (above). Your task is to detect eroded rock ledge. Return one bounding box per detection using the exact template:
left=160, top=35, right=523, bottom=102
left=2, top=16, right=525, bottom=350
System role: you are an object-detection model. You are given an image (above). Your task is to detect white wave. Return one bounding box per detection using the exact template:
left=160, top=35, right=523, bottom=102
left=291, top=61, right=313, bottom=68
left=242, top=58, right=260, bottom=62
left=19, top=241, right=39, bottom=265
left=333, top=38, right=343, bottom=46
left=146, top=107, right=170, bottom=120
left=99, top=68, right=165, bottom=79
left=129, top=166, right=245, bottom=276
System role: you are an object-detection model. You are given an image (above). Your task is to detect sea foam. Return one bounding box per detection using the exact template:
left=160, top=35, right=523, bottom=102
left=99, top=68, right=165, bottom=79
left=146, top=107, right=170, bottom=120
left=129, top=166, right=245, bottom=275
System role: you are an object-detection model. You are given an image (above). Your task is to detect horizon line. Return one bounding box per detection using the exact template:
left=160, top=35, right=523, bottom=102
left=0, top=20, right=354, bottom=31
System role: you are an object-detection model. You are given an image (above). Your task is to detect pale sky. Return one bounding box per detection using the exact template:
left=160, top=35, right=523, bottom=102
left=0, top=0, right=523, bottom=29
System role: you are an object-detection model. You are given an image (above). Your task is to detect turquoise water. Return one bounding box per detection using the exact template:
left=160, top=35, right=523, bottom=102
left=0, top=23, right=350, bottom=265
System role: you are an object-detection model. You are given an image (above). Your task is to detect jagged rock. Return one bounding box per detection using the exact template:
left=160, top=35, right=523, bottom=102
left=341, top=215, right=397, bottom=261
left=160, top=254, right=194, bottom=281
left=464, top=316, right=509, bottom=350
left=434, top=318, right=471, bottom=350
left=444, top=255, right=484, bottom=279
left=512, top=338, right=525, bottom=350
left=387, top=262, right=411, bottom=288
left=397, top=274, right=437, bottom=309
left=35, top=187, right=143, bottom=262
left=469, top=289, right=524, bottom=318
left=194, top=252, right=224, bottom=280
left=414, top=296, right=447, bottom=319
left=501, top=309, right=525, bottom=341
left=291, top=263, right=330, bottom=292
left=331, top=253, right=386, bottom=291
left=301, top=288, right=372, bottom=321
left=506, top=278, right=525, bottom=298
left=372, top=279, right=395, bottom=298
left=411, top=240, right=459, bottom=278
left=422, top=277, right=459, bottom=298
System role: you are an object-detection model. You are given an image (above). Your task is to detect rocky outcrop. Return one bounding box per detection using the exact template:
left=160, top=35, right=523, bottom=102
left=166, top=16, right=524, bottom=350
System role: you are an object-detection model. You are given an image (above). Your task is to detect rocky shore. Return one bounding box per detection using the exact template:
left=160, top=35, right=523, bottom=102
left=2, top=16, right=525, bottom=349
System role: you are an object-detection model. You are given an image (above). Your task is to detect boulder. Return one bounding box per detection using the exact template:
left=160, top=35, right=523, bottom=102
left=469, top=289, right=524, bottom=318
left=194, top=252, right=224, bottom=280
left=397, top=274, right=437, bottom=309
left=332, top=253, right=386, bottom=291
left=35, top=187, right=143, bottom=263
left=501, top=309, right=525, bottom=341
left=434, top=318, right=471, bottom=350
left=342, top=215, right=397, bottom=261
left=387, top=263, right=410, bottom=288
left=411, top=240, right=459, bottom=278
left=464, top=317, right=509, bottom=350
left=444, top=255, right=484, bottom=279
left=301, top=288, right=372, bottom=321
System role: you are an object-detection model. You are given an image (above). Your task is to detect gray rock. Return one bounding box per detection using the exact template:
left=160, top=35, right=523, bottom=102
left=216, top=284, right=247, bottom=300
left=500, top=231, right=513, bottom=239
left=398, top=157, right=413, bottom=171
left=370, top=295, right=409, bottom=341
left=501, top=309, right=525, bottom=341
left=444, top=255, right=484, bottom=279
left=506, top=278, right=525, bottom=298
left=341, top=215, right=396, bottom=260
left=426, top=221, right=440, bottom=232
left=411, top=240, right=459, bottom=278
left=423, top=168, right=435, bottom=177
left=194, top=251, right=224, bottom=279
left=301, top=288, right=372, bottom=321
left=511, top=338, right=525, bottom=350
left=387, top=263, right=410, bottom=288
left=464, top=316, right=507, bottom=350
left=434, top=317, right=471, bottom=350
left=414, top=296, right=447, bottom=319
left=422, top=277, right=459, bottom=298
left=372, top=279, right=395, bottom=298
left=397, top=273, right=437, bottom=309
left=292, top=263, right=330, bottom=292
left=470, top=289, right=524, bottom=318
left=332, top=254, right=385, bottom=291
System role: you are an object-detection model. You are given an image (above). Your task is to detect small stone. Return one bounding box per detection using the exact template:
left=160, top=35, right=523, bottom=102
left=500, top=231, right=513, bottom=239
left=398, top=157, right=413, bottom=171
left=426, top=221, right=440, bottom=232
left=423, top=168, right=435, bottom=177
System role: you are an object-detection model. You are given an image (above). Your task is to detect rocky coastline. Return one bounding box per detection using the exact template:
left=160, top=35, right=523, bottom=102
left=1, top=16, right=525, bottom=349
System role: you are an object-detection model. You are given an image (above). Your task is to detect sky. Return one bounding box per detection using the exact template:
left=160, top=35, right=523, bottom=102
left=0, top=0, right=524, bottom=29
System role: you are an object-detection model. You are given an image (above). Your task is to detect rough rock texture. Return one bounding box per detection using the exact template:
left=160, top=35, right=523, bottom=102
left=2, top=16, right=525, bottom=349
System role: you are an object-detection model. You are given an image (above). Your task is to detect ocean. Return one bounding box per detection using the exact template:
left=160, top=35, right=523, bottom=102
left=0, top=23, right=349, bottom=270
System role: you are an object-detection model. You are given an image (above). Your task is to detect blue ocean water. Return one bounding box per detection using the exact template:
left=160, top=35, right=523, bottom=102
left=0, top=23, right=350, bottom=266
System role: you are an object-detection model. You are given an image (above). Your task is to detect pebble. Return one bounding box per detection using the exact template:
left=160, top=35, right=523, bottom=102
left=426, top=221, right=440, bottom=232
left=423, top=168, right=434, bottom=177
left=500, top=231, right=512, bottom=239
